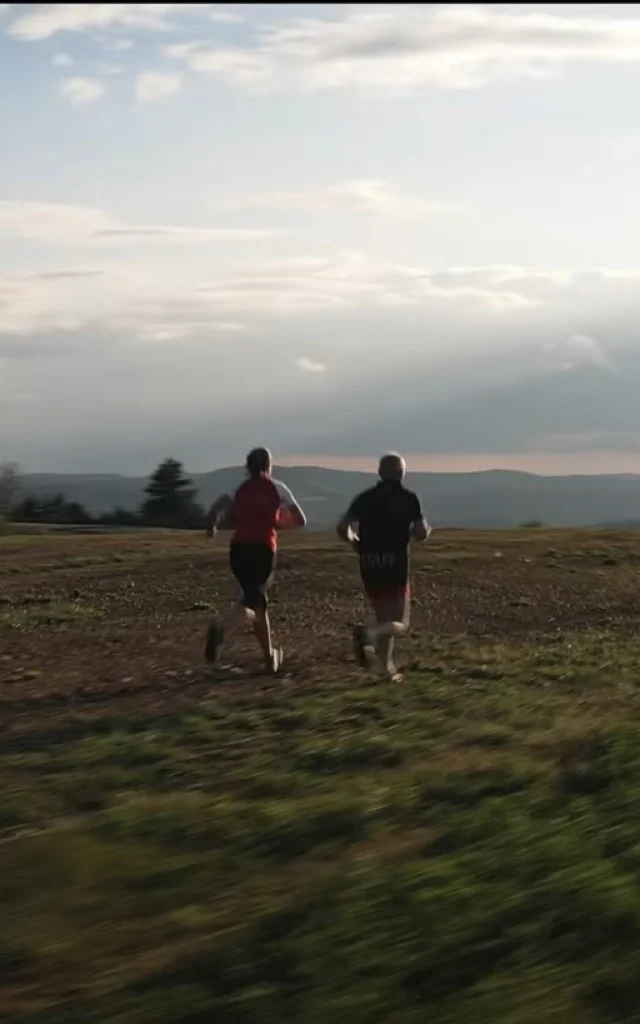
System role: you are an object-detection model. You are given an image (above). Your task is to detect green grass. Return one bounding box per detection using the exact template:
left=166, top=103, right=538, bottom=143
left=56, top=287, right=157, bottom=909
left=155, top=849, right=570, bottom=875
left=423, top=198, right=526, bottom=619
left=5, top=630, right=640, bottom=1021
left=0, top=600, right=102, bottom=630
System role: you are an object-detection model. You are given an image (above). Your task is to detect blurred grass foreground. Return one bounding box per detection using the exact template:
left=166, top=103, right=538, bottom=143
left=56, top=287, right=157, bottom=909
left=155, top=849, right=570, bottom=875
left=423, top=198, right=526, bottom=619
left=3, top=529, right=640, bottom=1022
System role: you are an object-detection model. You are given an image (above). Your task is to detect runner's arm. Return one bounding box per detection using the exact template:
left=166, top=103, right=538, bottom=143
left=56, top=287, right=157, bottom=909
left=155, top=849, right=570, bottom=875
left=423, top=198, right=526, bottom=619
left=275, top=481, right=307, bottom=529
left=412, top=518, right=431, bottom=542
left=205, top=493, right=234, bottom=536
left=337, top=495, right=362, bottom=548
left=409, top=493, right=431, bottom=542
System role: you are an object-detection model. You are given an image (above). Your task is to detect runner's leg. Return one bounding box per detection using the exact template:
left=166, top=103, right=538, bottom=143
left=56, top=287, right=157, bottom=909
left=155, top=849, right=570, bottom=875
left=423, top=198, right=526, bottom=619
left=356, top=552, right=409, bottom=675
left=205, top=601, right=255, bottom=664
left=241, top=546, right=281, bottom=672
left=372, top=588, right=410, bottom=678
left=240, top=578, right=272, bottom=660
left=373, top=595, right=395, bottom=674
left=207, top=544, right=270, bottom=665
left=252, top=606, right=273, bottom=659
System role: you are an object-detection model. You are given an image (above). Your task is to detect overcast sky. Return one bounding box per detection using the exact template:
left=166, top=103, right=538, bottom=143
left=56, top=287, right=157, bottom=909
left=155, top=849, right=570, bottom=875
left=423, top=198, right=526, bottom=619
left=3, top=2, right=640, bottom=474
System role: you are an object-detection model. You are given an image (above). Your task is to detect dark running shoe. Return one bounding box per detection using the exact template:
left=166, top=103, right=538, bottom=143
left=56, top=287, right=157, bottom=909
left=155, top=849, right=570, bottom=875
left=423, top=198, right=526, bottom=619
left=204, top=619, right=224, bottom=664
left=353, top=625, right=374, bottom=668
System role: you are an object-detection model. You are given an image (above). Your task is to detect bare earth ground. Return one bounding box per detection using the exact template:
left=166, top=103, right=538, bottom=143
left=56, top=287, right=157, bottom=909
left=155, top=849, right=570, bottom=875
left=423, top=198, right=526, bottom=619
left=3, top=529, right=640, bottom=1023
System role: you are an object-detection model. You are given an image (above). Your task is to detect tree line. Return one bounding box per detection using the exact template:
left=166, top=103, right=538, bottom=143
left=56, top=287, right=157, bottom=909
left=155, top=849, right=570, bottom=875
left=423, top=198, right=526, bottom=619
left=1, top=459, right=207, bottom=529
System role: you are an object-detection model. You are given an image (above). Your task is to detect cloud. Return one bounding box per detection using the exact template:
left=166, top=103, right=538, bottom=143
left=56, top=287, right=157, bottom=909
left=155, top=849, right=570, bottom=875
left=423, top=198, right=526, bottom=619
left=51, top=52, right=73, bottom=67
left=98, top=225, right=277, bottom=242
left=193, top=252, right=543, bottom=314
left=60, top=76, right=105, bottom=106
left=0, top=200, right=283, bottom=244
left=22, top=270, right=105, bottom=281
left=216, top=179, right=460, bottom=216
left=562, top=333, right=615, bottom=370
left=138, top=323, right=199, bottom=343
left=210, top=321, right=249, bottom=333
left=0, top=203, right=112, bottom=240
left=7, top=255, right=640, bottom=471
left=166, top=5, right=640, bottom=94
left=0, top=254, right=535, bottom=338
left=139, top=320, right=248, bottom=341
left=8, top=3, right=213, bottom=41
left=3, top=257, right=640, bottom=362
left=210, top=10, right=244, bottom=25
left=96, top=61, right=125, bottom=76
left=296, top=357, right=327, bottom=374
left=135, top=70, right=182, bottom=103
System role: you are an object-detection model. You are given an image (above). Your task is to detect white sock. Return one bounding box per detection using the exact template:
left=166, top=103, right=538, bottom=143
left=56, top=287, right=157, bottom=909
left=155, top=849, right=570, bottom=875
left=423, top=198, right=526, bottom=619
left=369, top=621, right=407, bottom=640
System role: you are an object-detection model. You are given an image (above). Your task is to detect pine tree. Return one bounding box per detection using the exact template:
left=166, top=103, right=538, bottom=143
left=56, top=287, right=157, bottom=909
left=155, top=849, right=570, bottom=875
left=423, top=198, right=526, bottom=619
left=140, top=458, right=201, bottom=527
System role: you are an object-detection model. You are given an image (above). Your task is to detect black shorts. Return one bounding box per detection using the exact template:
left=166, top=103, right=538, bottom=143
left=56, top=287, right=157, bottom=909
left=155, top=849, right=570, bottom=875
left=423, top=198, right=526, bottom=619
left=359, top=549, right=409, bottom=599
left=229, top=541, right=275, bottom=611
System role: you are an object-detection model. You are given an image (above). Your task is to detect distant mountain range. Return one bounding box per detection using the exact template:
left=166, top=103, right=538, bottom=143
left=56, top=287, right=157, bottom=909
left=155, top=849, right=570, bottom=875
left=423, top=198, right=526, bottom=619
left=16, top=466, right=640, bottom=528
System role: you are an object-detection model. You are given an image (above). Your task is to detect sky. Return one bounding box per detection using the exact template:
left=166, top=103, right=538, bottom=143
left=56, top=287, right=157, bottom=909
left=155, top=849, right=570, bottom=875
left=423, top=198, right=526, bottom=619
left=3, top=3, right=640, bottom=475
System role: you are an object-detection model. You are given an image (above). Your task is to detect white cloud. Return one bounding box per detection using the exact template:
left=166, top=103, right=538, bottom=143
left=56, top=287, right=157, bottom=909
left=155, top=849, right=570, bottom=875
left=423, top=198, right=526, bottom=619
left=0, top=269, right=114, bottom=335
left=135, top=70, right=182, bottom=103
left=52, top=52, right=73, bottom=67
left=0, top=264, right=266, bottom=337
left=0, top=202, right=109, bottom=239
left=0, top=255, right=526, bottom=338
left=166, top=5, right=640, bottom=94
left=8, top=3, right=213, bottom=41
left=113, top=38, right=134, bottom=52
left=100, top=224, right=276, bottom=242
left=139, top=320, right=248, bottom=341
left=217, top=179, right=461, bottom=216
left=139, top=323, right=197, bottom=342
left=60, top=77, right=105, bottom=106
left=296, top=357, right=327, bottom=373
left=5, top=255, right=640, bottom=451
left=0, top=200, right=284, bottom=244
left=4, top=256, right=640, bottom=344
left=194, top=252, right=542, bottom=314
left=210, top=321, right=249, bottom=332
left=544, top=328, right=622, bottom=373
left=190, top=257, right=640, bottom=321
left=163, top=42, right=202, bottom=59
left=564, top=333, right=614, bottom=370
left=210, top=9, right=244, bottom=24
left=96, top=61, right=125, bottom=76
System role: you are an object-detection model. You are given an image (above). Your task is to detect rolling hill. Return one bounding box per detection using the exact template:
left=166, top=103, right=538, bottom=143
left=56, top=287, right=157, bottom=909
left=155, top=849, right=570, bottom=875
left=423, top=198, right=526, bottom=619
left=16, top=466, right=640, bottom=529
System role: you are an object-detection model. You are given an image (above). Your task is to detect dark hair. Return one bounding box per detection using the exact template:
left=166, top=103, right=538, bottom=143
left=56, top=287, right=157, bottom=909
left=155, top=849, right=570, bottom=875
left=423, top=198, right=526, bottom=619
left=246, top=447, right=272, bottom=479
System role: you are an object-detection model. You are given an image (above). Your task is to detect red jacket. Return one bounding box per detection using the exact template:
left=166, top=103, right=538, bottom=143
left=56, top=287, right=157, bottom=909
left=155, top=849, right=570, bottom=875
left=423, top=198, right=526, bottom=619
left=232, top=476, right=297, bottom=551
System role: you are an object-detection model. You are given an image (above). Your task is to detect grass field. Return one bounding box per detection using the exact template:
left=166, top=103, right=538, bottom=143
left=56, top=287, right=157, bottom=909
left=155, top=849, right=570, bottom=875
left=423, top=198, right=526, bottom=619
left=3, top=528, right=640, bottom=1023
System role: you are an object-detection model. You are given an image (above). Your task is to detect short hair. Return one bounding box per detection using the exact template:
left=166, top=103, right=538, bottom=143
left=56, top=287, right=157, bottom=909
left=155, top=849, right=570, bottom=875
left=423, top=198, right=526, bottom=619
left=378, top=452, right=406, bottom=481
left=246, top=447, right=272, bottom=479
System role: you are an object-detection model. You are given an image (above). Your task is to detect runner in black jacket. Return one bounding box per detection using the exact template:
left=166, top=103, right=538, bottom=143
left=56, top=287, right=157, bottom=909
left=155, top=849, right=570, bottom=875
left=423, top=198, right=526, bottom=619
left=337, top=453, right=431, bottom=681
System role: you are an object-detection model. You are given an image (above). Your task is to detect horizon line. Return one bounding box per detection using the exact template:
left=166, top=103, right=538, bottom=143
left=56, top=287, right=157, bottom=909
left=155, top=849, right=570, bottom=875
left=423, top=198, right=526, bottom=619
left=17, top=451, right=640, bottom=478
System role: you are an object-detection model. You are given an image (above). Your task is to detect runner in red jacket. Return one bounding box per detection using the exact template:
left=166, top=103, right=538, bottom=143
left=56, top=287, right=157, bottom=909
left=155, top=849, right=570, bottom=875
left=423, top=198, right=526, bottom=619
left=204, top=447, right=306, bottom=673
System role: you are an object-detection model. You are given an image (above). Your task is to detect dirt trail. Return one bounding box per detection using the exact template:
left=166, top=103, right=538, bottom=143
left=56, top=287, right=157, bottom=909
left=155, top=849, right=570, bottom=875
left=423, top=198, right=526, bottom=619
left=2, top=531, right=640, bottom=741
